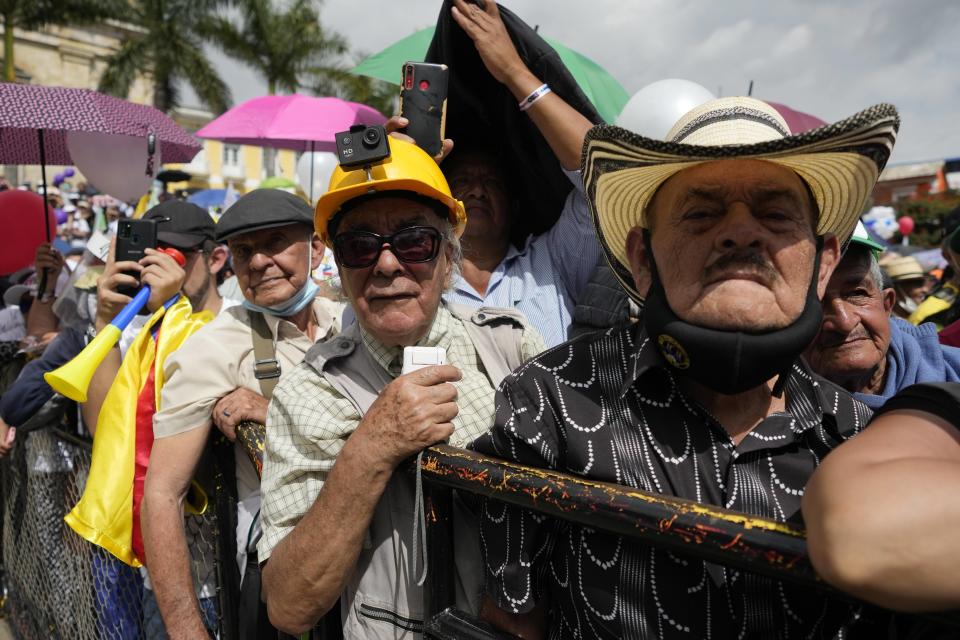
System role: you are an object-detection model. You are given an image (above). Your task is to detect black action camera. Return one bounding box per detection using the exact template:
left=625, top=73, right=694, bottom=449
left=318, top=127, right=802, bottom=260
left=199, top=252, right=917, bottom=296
left=335, top=124, right=391, bottom=168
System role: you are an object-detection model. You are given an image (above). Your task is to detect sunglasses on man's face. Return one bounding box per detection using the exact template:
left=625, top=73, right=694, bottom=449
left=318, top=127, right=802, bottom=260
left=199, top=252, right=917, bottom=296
left=334, top=225, right=442, bottom=269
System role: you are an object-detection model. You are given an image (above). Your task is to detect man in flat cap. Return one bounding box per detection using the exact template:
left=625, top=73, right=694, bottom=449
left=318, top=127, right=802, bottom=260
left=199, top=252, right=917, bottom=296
left=474, top=97, right=900, bottom=638
left=143, top=189, right=342, bottom=639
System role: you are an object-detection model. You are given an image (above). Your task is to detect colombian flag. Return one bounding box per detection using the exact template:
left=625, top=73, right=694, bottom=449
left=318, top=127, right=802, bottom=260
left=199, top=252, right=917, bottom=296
left=65, top=296, right=213, bottom=567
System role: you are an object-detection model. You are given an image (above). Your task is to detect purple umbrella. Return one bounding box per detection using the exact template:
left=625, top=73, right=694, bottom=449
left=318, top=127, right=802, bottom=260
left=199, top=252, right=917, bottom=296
left=766, top=102, right=828, bottom=134
left=0, top=83, right=202, bottom=293
left=0, top=84, right=202, bottom=165
left=197, top=94, right=385, bottom=201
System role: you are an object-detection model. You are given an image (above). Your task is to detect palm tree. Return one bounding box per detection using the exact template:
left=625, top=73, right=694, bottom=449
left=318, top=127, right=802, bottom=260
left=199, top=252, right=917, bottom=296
left=98, top=0, right=231, bottom=114
left=2, top=0, right=126, bottom=82
left=199, top=0, right=346, bottom=96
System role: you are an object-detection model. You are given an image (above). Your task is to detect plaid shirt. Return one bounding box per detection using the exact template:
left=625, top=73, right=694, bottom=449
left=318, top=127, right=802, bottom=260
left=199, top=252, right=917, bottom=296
left=258, top=304, right=544, bottom=561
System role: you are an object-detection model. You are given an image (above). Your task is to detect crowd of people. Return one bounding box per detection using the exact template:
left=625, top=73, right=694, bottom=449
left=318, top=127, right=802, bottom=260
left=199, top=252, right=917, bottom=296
left=1, top=1, right=959, bottom=639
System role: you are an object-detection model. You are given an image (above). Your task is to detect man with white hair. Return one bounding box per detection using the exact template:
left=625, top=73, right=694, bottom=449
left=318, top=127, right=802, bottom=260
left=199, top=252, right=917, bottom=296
left=474, top=97, right=899, bottom=638
left=806, top=224, right=960, bottom=409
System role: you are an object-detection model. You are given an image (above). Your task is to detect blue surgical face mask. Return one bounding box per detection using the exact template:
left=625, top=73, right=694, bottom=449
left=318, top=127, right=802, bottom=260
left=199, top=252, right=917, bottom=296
left=242, top=243, right=318, bottom=317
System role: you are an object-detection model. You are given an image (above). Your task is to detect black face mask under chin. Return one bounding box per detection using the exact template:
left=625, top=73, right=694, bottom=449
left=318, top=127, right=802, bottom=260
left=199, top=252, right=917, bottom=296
left=642, top=234, right=824, bottom=397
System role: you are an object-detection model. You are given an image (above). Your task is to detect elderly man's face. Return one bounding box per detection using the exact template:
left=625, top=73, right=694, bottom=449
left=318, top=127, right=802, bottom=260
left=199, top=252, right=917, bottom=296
left=228, top=224, right=320, bottom=307
left=804, top=248, right=896, bottom=390
left=628, top=159, right=839, bottom=331
left=335, top=197, right=453, bottom=347
left=444, top=150, right=511, bottom=248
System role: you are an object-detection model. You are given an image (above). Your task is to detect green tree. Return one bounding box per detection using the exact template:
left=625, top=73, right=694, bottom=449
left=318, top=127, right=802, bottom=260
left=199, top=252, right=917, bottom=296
left=199, top=0, right=346, bottom=96
left=98, top=0, right=231, bottom=113
left=2, top=0, right=126, bottom=82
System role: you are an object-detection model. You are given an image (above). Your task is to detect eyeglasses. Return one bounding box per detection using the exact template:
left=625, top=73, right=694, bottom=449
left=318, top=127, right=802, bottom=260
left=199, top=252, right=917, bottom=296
left=334, top=226, right=442, bottom=269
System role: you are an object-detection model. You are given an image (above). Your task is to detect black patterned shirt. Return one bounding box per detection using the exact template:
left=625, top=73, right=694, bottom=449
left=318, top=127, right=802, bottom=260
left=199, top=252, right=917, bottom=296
left=470, top=323, right=874, bottom=639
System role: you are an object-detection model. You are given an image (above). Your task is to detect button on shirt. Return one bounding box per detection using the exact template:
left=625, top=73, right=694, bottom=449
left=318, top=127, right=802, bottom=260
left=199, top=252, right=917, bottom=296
left=470, top=324, right=874, bottom=639
left=443, top=170, right=598, bottom=349
left=258, top=304, right=544, bottom=561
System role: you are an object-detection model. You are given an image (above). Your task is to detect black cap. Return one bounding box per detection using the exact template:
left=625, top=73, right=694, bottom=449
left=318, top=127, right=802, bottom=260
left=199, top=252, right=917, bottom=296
left=215, top=189, right=313, bottom=242
left=143, top=200, right=216, bottom=250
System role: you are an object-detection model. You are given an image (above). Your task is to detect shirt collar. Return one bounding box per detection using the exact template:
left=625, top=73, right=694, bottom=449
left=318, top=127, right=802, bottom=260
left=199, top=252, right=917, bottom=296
left=359, top=303, right=455, bottom=376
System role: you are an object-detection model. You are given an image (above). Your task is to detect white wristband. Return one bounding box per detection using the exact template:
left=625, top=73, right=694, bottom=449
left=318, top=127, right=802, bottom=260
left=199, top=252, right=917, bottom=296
left=519, top=83, right=551, bottom=112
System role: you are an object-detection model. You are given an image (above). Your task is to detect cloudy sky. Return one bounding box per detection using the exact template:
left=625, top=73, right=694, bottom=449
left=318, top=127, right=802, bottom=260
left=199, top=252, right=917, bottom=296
left=205, top=0, right=960, bottom=165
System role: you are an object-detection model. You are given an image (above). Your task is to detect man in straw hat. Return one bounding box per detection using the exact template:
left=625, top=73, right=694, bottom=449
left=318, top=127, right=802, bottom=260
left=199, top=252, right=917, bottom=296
left=882, top=255, right=930, bottom=319
left=257, top=135, right=544, bottom=637
left=472, top=96, right=900, bottom=638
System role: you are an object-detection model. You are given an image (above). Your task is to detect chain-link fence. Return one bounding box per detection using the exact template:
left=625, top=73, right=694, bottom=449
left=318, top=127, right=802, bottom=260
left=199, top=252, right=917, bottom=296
left=0, top=413, right=232, bottom=639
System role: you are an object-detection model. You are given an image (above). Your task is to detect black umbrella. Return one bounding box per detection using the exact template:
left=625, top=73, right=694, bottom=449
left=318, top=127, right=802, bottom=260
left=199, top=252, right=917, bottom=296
left=156, top=169, right=191, bottom=184
left=426, top=1, right=603, bottom=243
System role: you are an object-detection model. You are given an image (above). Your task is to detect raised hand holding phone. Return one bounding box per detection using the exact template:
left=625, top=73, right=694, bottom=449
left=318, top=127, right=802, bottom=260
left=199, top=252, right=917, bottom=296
left=398, top=62, right=450, bottom=158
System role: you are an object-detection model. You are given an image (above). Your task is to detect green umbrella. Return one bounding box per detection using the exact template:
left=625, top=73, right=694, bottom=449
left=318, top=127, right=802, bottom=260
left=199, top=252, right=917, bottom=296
left=352, top=26, right=629, bottom=123
left=259, top=175, right=298, bottom=190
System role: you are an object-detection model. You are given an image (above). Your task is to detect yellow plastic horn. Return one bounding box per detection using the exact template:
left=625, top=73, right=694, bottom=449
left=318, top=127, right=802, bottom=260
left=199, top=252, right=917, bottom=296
left=44, top=324, right=122, bottom=403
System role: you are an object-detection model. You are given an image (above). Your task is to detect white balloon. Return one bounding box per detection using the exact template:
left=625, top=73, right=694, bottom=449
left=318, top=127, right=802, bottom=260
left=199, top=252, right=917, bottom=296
left=616, top=79, right=717, bottom=140
left=296, top=151, right=339, bottom=205
left=66, top=131, right=160, bottom=202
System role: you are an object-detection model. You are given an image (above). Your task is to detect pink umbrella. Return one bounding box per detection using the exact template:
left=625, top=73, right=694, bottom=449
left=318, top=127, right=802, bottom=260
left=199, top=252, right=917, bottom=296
left=196, top=94, right=386, bottom=152
left=766, top=102, right=827, bottom=134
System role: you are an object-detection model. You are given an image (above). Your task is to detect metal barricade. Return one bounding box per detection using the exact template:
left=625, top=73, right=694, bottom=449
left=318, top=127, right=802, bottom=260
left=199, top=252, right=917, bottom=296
left=0, top=411, right=233, bottom=639
left=411, top=444, right=960, bottom=639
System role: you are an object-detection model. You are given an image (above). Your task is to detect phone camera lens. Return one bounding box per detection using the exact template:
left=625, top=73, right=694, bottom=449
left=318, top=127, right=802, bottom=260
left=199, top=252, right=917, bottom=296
left=362, top=127, right=382, bottom=148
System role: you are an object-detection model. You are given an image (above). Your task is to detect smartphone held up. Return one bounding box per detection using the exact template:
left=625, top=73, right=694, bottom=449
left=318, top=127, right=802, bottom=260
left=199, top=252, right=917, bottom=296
left=398, top=62, right=449, bottom=158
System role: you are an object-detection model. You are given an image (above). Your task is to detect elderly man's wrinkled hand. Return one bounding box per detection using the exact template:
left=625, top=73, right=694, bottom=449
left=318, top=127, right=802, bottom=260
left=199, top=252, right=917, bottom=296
left=385, top=115, right=454, bottom=163
left=357, top=364, right=462, bottom=470
left=213, top=388, right=269, bottom=442
left=451, top=0, right=528, bottom=87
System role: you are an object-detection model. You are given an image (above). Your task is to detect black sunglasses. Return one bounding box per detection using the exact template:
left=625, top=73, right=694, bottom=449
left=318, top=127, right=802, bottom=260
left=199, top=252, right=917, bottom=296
left=334, top=225, right=442, bottom=269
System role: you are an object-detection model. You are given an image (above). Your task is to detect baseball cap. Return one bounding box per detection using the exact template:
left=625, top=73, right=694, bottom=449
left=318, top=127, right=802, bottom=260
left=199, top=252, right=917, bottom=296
left=143, top=200, right=216, bottom=250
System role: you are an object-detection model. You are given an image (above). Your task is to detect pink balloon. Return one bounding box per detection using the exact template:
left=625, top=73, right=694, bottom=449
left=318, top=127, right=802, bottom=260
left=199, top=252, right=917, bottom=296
left=898, top=216, right=915, bottom=236
left=0, top=190, right=55, bottom=275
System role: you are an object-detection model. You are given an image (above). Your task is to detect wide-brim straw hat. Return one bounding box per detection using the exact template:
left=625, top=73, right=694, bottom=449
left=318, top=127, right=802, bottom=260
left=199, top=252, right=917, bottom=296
left=883, top=255, right=926, bottom=282
left=582, top=96, right=900, bottom=303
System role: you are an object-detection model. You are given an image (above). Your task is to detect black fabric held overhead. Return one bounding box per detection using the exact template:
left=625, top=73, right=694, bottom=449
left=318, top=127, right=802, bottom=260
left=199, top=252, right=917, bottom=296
left=425, top=1, right=603, bottom=244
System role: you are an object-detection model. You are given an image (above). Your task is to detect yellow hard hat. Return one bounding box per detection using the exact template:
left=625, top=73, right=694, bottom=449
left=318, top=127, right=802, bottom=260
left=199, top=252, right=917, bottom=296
left=315, top=136, right=467, bottom=245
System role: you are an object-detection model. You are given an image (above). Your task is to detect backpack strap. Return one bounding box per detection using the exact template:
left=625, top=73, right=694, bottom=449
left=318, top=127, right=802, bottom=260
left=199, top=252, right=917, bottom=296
left=249, top=311, right=280, bottom=400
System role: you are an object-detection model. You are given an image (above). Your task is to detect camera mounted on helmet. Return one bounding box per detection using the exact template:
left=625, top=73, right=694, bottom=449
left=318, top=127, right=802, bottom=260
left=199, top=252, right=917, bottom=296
left=335, top=124, right=391, bottom=169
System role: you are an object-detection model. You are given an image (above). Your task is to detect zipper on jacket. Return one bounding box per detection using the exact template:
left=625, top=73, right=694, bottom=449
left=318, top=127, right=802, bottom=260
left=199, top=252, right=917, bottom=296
left=358, top=602, right=425, bottom=633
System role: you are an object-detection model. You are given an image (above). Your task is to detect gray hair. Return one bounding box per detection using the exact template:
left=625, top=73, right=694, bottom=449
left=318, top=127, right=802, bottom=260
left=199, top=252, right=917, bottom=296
left=847, top=244, right=885, bottom=291
left=440, top=218, right=463, bottom=289
left=865, top=250, right=884, bottom=291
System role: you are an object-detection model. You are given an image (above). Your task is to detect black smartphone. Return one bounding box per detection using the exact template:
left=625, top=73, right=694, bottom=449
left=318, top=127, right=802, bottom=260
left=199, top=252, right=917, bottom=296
left=399, top=62, right=449, bottom=158
left=115, top=218, right=158, bottom=298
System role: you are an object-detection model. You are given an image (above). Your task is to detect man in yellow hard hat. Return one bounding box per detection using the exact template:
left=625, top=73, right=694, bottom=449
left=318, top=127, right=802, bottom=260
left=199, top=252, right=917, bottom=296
left=257, top=134, right=545, bottom=638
